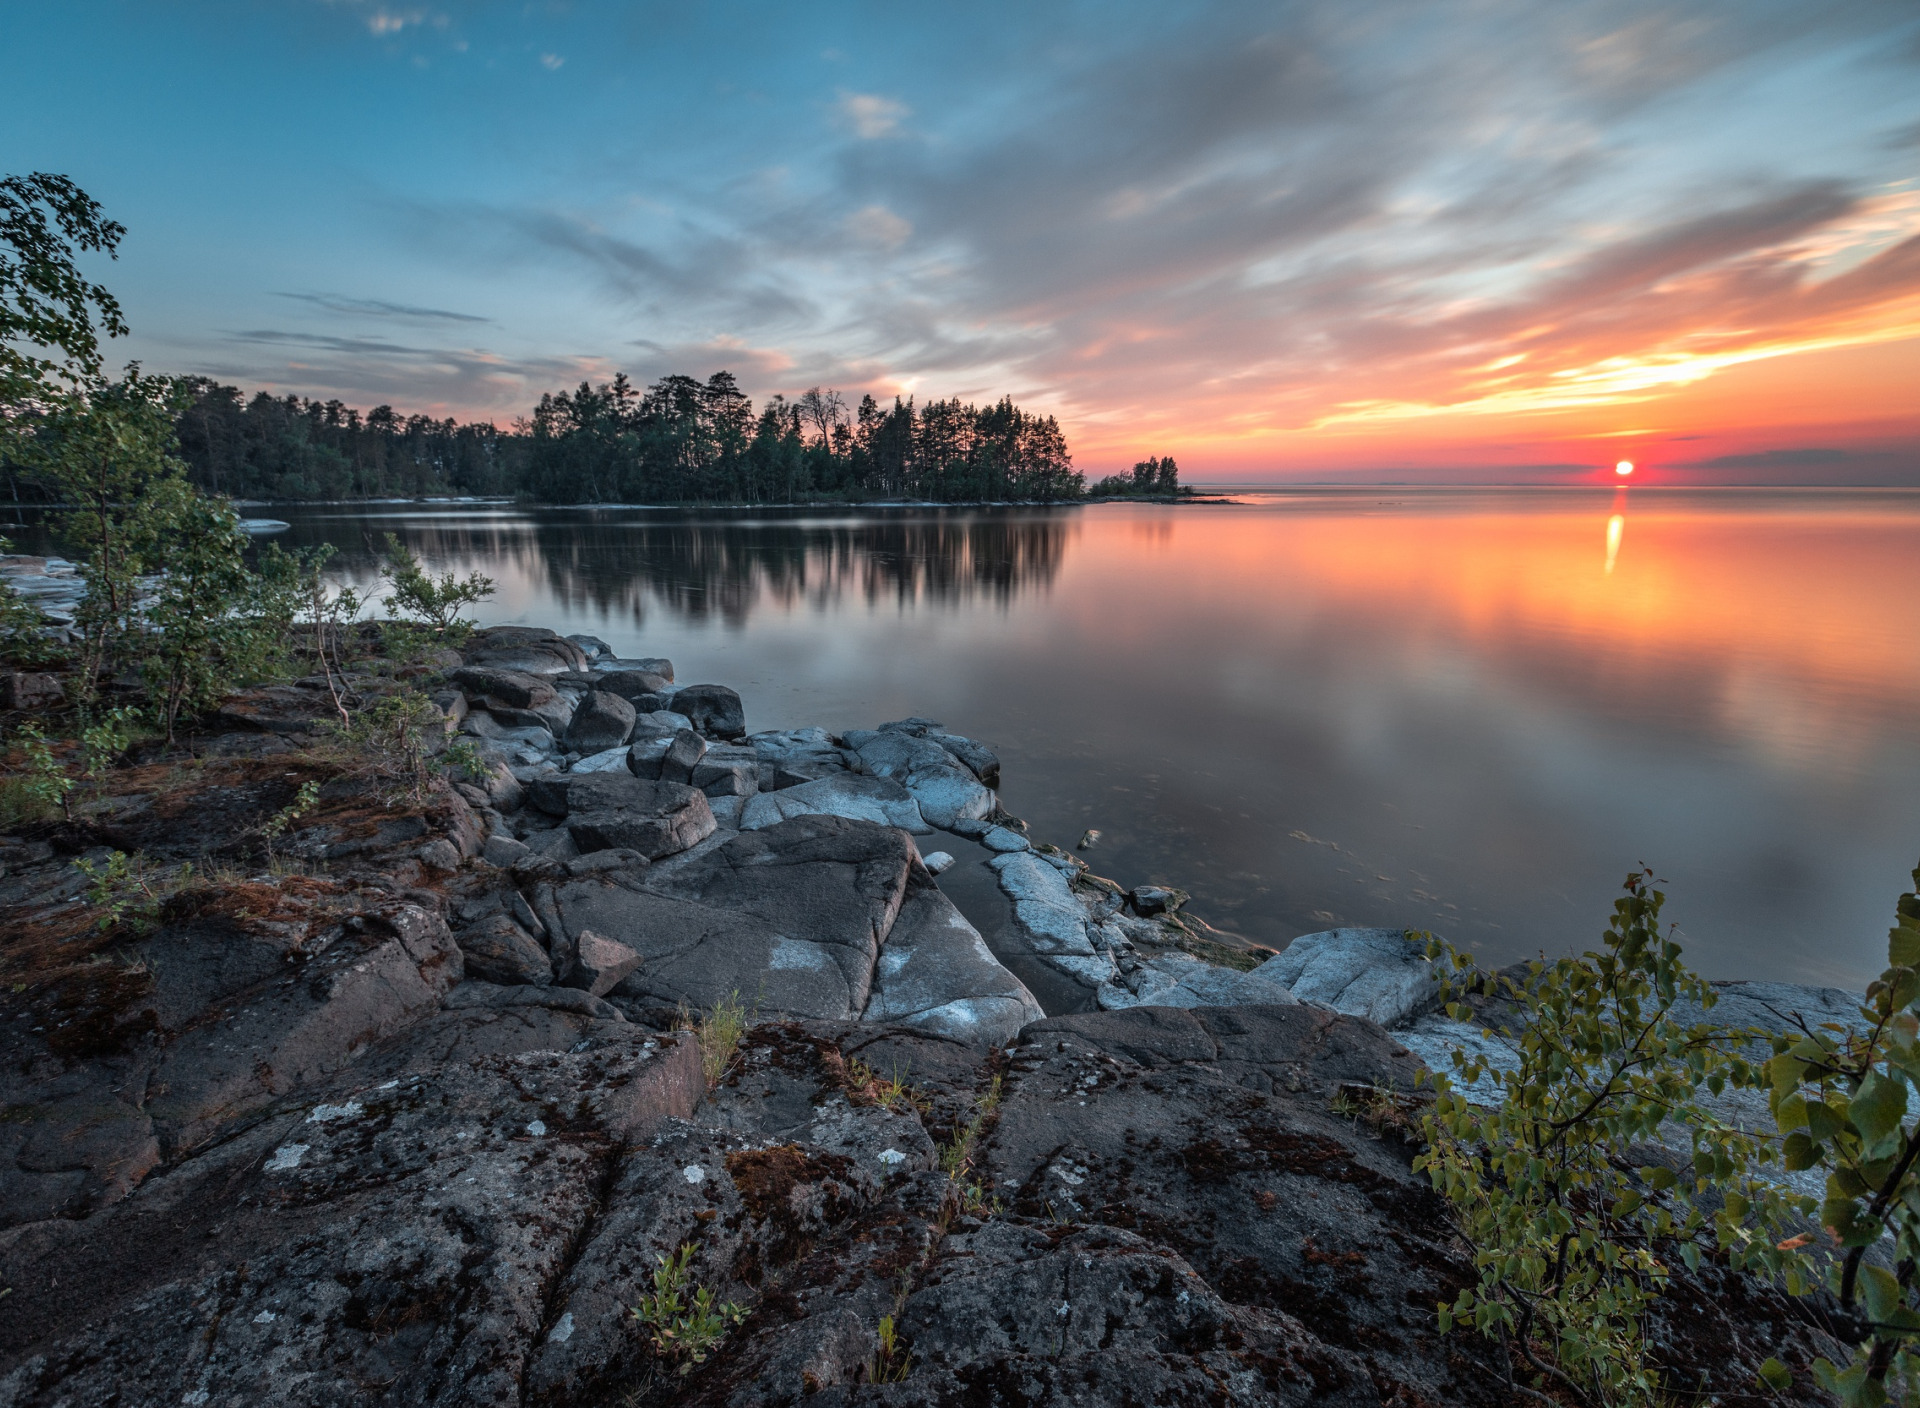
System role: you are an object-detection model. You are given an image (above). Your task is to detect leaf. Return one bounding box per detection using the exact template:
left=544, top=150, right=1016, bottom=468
left=1848, top=1072, right=1908, bottom=1146
left=1808, top=1100, right=1847, bottom=1143
left=1758, top=1357, right=1793, bottom=1392
left=1862, top=1264, right=1902, bottom=1321
left=1783, top=1131, right=1820, bottom=1171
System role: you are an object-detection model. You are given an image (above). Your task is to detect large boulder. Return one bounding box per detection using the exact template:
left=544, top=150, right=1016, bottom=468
left=559, top=929, right=645, bottom=997
left=545, top=815, right=916, bottom=1019
left=211, top=681, right=340, bottom=734
left=739, top=772, right=930, bottom=833
left=454, top=914, right=551, bottom=986
left=596, top=669, right=673, bottom=703
left=564, top=774, right=715, bottom=859
left=461, top=624, right=589, bottom=675
left=563, top=689, right=637, bottom=754
left=863, top=867, right=1045, bottom=1043
left=447, top=666, right=554, bottom=711
left=843, top=727, right=995, bottom=830
left=672, top=683, right=746, bottom=739
left=1252, top=927, right=1451, bottom=1029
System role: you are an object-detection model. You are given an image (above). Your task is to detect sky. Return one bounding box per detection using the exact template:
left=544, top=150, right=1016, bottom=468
left=3, top=0, right=1918, bottom=482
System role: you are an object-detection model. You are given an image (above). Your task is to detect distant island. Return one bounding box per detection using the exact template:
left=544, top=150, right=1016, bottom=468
left=107, top=375, right=1202, bottom=507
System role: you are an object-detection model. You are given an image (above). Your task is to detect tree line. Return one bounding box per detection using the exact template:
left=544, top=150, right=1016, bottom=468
left=115, top=372, right=1158, bottom=505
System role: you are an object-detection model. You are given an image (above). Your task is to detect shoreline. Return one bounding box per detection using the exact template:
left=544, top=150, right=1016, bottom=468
left=0, top=616, right=1865, bottom=1401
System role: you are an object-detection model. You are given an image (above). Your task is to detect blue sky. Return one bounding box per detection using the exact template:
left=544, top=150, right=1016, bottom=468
left=5, top=0, right=1919, bottom=477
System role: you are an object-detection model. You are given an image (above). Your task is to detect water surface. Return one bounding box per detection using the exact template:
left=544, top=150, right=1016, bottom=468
left=272, top=488, right=1920, bottom=990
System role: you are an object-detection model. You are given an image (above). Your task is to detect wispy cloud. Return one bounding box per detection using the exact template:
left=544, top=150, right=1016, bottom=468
left=274, top=292, right=489, bottom=323
left=834, top=91, right=907, bottom=139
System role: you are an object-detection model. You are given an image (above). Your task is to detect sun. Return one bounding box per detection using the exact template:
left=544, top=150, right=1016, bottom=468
left=1614, top=460, right=1635, bottom=477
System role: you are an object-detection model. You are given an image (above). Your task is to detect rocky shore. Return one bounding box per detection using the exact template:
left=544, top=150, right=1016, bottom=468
left=0, top=624, right=1851, bottom=1404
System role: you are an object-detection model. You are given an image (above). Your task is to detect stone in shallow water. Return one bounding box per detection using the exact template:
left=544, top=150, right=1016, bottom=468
left=843, top=729, right=995, bottom=830
left=673, top=682, right=746, bottom=739
left=981, top=826, right=1030, bottom=853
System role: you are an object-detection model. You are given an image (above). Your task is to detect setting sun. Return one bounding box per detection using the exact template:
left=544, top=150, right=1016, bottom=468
left=1616, top=461, right=1635, bottom=477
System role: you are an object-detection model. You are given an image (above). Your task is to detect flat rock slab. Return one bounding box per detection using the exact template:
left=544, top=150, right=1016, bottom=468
left=739, top=772, right=929, bottom=834
left=0, top=1031, right=700, bottom=1406
left=547, top=815, right=916, bottom=1019
left=988, top=850, right=1116, bottom=989
left=863, top=869, right=1046, bottom=1044
left=1253, top=926, right=1450, bottom=1028
left=1097, top=952, right=1298, bottom=1011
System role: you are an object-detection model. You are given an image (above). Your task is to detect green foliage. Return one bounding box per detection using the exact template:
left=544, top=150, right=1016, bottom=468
left=261, top=779, right=321, bottom=866
left=1416, top=871, right=1777, bottom=1404
left=1090, top=455, right=1182, bottom=498
left=938, top=1074, right=1004, bottom=1181
left=78, top=705, right=137, bottom=779
left=0, top=172, right=127, bottom=413
left=2, top=722, right=72, bottom=823
left=680, top=990, right=752, bottom=1091
left=322, top=689, right=455, bottom=802
left=377, top=534, right=493, bottom=643
left=72, top=849, right=190, bottom=935
left=866, top=1314, right=912, bottom=1384
left=631, top=1242, right=747, bottom=1374
left=1754, top=861, right=1920, bottom=1405
left=137, top=486, right=279, bottom=738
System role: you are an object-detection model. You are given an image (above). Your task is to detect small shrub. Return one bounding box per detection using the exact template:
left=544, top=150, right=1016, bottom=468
left=1746, top=860, right=1920, bottom=1405
left=5, top=723, right=73, bottom=822
left=377, top=534, right=493, bottom=644
left=1416, top=871, right=1776, bottom=1404
left=261, top=779, right=321, bottom=867
left=73, top=849, right=192, bottom=934
left=322, top=690, right=456, bottom=802
left=631, top=1242, right=747, bottom=1374
left=846, top=1056, right=929, bottom=1114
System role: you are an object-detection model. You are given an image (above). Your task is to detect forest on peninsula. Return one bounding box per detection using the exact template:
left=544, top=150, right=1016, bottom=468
left=88, top=373, right=1179, bottom=505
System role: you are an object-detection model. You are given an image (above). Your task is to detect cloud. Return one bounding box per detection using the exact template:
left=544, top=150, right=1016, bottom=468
left=200, top=327, right=616, bottom=420
left=835, top=91, right=907, bottom=139
left=541, top=53, right=564, bottom=70
left=1690, top=447, right=1858, bottom=468
left=274, top=292, right=490, bottom=323
left=845, top=205, right=911, bottom=248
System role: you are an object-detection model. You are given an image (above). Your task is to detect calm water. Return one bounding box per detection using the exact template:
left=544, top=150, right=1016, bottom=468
left=256, top=489, right=1920, bottom=989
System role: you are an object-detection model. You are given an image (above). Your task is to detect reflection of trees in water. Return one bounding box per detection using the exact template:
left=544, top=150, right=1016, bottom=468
left=292, top=509, right=1073, bottom=630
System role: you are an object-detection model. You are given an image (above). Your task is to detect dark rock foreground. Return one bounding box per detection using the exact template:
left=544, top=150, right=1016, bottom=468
left=0, top=624, right=1848, bottom=1404
left=0, top=993, right=1838, bottom=1405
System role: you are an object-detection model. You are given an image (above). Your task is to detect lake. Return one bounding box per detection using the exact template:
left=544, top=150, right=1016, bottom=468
left=250, top=488, right=1920, bottom=990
